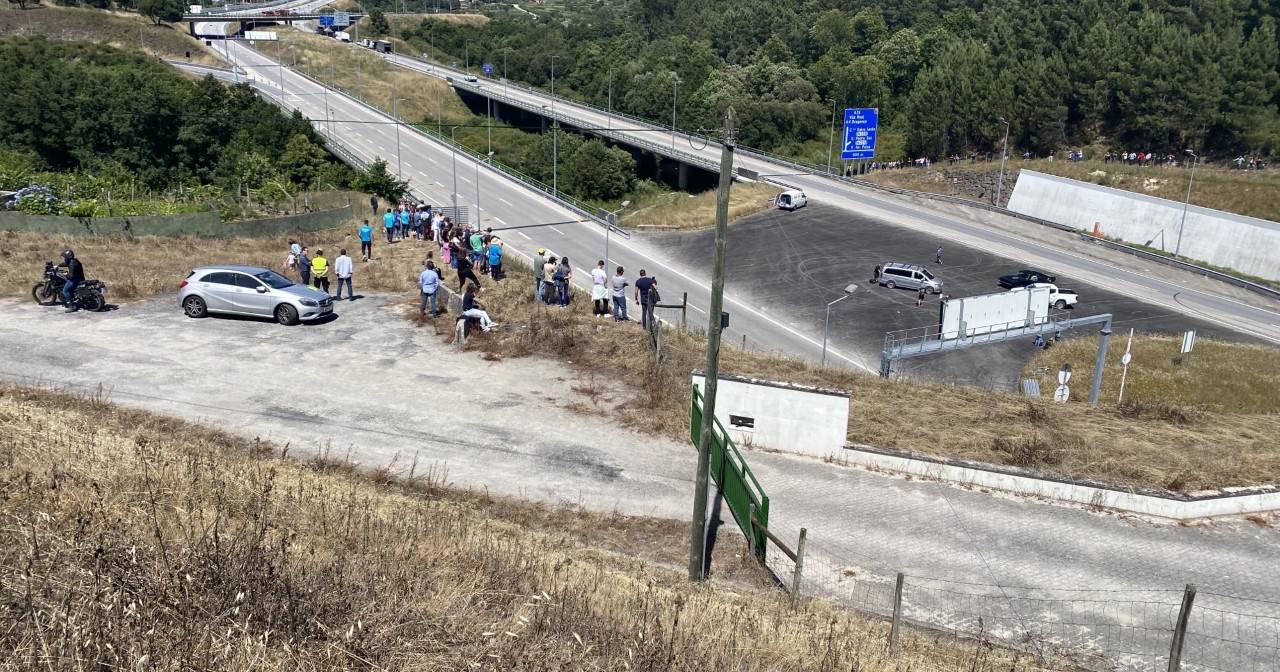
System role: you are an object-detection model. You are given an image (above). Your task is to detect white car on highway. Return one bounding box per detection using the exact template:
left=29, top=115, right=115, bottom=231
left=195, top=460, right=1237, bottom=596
left=1025, top=282, right=1079, bottom=309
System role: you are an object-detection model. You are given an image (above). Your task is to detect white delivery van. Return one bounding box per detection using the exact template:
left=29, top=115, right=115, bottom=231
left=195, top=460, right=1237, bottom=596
left=334, top=31, right=351, bottom=42
left=777, top=189, right=807, bottom=210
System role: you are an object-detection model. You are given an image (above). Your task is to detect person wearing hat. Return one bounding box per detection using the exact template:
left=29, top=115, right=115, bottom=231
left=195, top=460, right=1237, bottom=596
left=532, top=247, right=547, bottom=301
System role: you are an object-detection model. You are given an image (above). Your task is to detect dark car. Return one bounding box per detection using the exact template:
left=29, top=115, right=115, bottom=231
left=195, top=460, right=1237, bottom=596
left=998, top=269, right=1057, bottom=288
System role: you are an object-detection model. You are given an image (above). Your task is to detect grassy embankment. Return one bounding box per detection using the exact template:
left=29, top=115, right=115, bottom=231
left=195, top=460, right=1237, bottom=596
left=0, top=385, right=1066, bottom=671
left=276, top=28, right=772, bottom=229
left=3, top=225, right=1278, bottom=492
left=0, top=4, right=220, bottom=65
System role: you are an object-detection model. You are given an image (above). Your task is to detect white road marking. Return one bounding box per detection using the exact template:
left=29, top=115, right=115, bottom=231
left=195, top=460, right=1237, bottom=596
left=499, top=198, right=513, bottom=206
left=687, top=303, right=707, bottom=314
left=550, top=226, right=565, bottom=236
left=516, top=231, right=531, bottom=240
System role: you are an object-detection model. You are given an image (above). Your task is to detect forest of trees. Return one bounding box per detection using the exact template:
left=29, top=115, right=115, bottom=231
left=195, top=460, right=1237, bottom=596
left=405, top=0, right=1280, bottom=161
left=0, top=39, right=396, bottom=214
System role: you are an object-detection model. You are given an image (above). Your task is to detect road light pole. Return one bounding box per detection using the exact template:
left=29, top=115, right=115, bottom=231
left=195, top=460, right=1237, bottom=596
left=995, top=117, right=1011, bottom=206
left=465, top=39, right=470, bottom=74
left=550, top=56, right=558, bottom=198
left=276, top=38, right=286, bottom=103
left=607, top=68, right=613, bottom=131
left=449, top=125, right=460, bottom=212
left=826, top=99, right=838, bottom=176
left=821, top=285, right=858, bottom=367
left=601, top=200, right=631, bottom=264
left=393, top=96, right=405, bottom=178
left=670, top=73, right=680, bottom=149
left=1175, top=149, right=1198, bottom=257
left=486, top=97, right=492, bottom=157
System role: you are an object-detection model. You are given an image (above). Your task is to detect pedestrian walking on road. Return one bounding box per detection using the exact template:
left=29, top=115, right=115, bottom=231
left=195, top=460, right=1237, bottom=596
left=936, top=246, right=944, bottom=264
left=358, top=220, right=374, bottom=261
left=872, top=264, right=881, bottom=284
left=419, top=260, right=441, bottom=317
left=610, top=266, right=629, bottom=322
left=298, top=246, right=312, bottom=287
left=334, top=249, right=353, bottom=300
left=311, top=249, right=330, bottom=295
left=635, top=270, right=657, bottom=329
left=916, top=287, right=926, bottom=307
left=532, top=248, right=547, bottom=301
left=591, top=260, right=609, bottom=317
left=383, top=209, right=396, bottom=244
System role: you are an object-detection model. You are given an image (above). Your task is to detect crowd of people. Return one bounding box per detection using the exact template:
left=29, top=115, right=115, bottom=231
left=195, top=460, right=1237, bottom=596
left=275, top=195, right=666, bottom=335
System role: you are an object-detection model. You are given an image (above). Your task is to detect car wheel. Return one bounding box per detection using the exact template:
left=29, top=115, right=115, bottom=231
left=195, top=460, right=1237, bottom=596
left=275, top=303, right=300, bottom=326
left=885, top=280, right=896, bottom=289
left=925, top=287, right=936, bottom=295
left=32, top=283, right=56, bottom=306
left=1054, top=299, right=1067, bottom=309
left=183, top=295, right=208, bottom=318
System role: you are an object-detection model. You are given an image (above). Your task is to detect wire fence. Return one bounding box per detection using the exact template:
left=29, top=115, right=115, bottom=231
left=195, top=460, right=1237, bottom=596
left=757, top=532, right=1280, bottom=671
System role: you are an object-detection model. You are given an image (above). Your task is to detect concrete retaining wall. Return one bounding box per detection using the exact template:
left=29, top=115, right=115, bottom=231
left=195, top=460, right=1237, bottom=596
left=0, top=205, right=354, bottom=238
left=691, top=373, right=850, bottom=457
left=1006, top=170, right=1280, bottom=281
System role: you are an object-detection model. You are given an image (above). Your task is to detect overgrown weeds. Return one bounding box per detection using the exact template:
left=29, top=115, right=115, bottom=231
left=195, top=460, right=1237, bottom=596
left=0, top=385, right=1064, bottom=671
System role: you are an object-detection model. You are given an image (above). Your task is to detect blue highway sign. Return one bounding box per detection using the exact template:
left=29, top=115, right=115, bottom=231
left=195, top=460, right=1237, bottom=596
left=482, top=62, right=493, bottom=75
left=318, top=14, right=335, bottom=26
left=841, top=107, right=878, bottom=160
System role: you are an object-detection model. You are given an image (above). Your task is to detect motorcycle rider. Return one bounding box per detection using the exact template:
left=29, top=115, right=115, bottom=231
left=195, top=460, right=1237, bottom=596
left=57, top=249, right=85, bottom=312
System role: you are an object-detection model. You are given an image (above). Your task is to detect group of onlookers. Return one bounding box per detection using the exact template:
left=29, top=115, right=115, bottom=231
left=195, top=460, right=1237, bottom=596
left=282, top=240, right=354, bottom=300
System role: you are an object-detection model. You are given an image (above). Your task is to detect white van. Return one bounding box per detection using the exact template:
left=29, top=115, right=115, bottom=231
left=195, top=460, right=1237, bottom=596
left=777, top=189, right=807, bottom=211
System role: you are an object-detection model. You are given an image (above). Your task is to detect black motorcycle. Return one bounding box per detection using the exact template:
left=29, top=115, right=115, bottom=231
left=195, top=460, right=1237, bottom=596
left=32, top=261, right=107, bottom=311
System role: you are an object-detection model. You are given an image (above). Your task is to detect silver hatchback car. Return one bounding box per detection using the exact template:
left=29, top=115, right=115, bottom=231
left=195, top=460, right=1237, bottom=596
left=178, top=265, right=334, bottom=325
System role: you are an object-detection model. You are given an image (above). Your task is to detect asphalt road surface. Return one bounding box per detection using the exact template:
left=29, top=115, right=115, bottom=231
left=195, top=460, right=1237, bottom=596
left=386, top=52, right=1280, bottom=348
left=650, top=204, right=1250, bottom=388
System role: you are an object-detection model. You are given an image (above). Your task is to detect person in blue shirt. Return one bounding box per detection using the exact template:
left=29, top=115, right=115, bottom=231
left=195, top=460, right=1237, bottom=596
left=358, top=220, right=374, bottom=261
left=418, top=260, right=441, bottom=317
left=383, top=208, right=396, bottom=243
left=486, top=238, right=503, bottom=280
left=398, top=207, right=411, bottom=240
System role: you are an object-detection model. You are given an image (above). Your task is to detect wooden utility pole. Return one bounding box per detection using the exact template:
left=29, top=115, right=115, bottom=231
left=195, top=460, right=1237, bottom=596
left=689, top=107, right=735, bottom=581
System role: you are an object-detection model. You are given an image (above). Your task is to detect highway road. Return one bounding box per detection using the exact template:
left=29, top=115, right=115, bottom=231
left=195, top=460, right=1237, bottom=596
left=176, top=43, right=877, bottom=371
left=383, top=53, right=1280, bottom=347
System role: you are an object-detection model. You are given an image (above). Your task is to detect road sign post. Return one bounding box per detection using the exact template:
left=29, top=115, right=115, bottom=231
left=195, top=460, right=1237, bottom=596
left=840, top=108, right=878, bottom=161
left=333, top=11, right=349, bottom=27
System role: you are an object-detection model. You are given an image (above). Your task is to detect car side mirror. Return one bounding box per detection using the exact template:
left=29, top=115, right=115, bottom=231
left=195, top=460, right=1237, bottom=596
left=256, top=286, right=268, bottom=293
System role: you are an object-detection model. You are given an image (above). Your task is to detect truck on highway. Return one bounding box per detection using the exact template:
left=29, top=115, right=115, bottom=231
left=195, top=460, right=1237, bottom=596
left=1023, top=282, right=1078, bottom=309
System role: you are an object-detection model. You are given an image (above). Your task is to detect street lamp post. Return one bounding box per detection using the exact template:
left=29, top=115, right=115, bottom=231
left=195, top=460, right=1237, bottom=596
left=276, top=39, right=286, bottom=103
left=550, top=55, right=558, bottom=197
left=1175, top=149, right=1199, bottom=257
left=465, top=39, right=470, bottom=74
left=393, top=96, right=405, bottom=178
left=449, top=125, right=460, bottom=212
left=670, top=73, right=680, bottom=149
left=821, top=284, right=858, bottom=367
left=601, top=200, right=631, bottom=264
left=995, top=118, right=1011, bottom=206
left=607, top=68, right=613, bottom=131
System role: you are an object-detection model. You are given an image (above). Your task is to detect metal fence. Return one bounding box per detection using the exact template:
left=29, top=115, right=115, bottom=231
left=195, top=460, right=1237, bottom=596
left=756, top=535, right=1280, bottom=672
left=690, top=386, right=770, bottom=558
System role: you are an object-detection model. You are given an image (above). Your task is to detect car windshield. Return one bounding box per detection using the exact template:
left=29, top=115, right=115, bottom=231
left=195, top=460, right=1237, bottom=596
left=254, top=270, right=293, bottom=289
left=922, top=269, right=935, bottom=280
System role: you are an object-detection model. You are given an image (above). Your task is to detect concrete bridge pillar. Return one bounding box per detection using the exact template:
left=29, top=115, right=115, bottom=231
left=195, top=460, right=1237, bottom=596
left=678, top=162, right=689, bottom=191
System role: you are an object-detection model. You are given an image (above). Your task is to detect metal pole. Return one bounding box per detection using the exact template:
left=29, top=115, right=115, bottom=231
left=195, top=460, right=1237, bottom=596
left=689, top=107, right=735, bottom=582
left=475, top=160, right=480, bottom=219
left=821, top=292, right=852, bottom=367
left=551, top=56, right=557, bottom=198
left=503, top=49, right=508, bottom=97
left=486, top=97, right=492, bottom=157
left=1089, top=317, right=1112, bottom=405
left=393, top=96, right=402, bottom=178
left=607, top=69, right=612, bottom=131
left=465, top=39, right=469, bottom=73
left=995, top=119, right=1010, bottom=205
left=1175, top=151, right=1197, bottom=257
left=671, top=74, right=679, bottom=149
left=277, top=39, right=286, bottom=103
left=1167, top=584, right=1198, bottom=672
left=1117, top=327, right=1134, bottom=404
left=450, top=126, right=458, bottom=211
left=826, top=99, right=837, bottom=176
left=323, top=67, right=332, bottom=136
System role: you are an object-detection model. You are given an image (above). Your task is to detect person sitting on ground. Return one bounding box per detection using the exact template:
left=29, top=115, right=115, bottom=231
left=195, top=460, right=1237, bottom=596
left=461, top=284, right=496, bottom=332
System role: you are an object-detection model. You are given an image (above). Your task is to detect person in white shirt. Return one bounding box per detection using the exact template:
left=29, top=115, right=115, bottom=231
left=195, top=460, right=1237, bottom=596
left=590, top=259, right=609, bottom=317
left=333, top=249, right=354, bottom=301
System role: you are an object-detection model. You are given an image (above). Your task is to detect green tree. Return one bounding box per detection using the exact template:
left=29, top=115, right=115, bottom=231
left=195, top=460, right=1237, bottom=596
left=366, top=8, right=389, bottom=36
left=278, top=133, right=328, bottom=189
left=355, top=159, right=409, bottom=202
left=850, top=8, right=888, bottom=53
left=877, top=28, right=922, bottom=95
left=138, top=0, right=182, bottom=25
left=563, top=139, right=635, bottom=201
left=809, top=9, right=851, bottom=53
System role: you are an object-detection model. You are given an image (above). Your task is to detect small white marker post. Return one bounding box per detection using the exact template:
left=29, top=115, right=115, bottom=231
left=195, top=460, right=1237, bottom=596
left=1117, top=328, right=1134, bottom=404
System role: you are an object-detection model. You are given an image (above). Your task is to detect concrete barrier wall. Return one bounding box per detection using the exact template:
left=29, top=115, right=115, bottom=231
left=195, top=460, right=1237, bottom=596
left=691, top=373, right=850, bottom=458
left=1006, top=170, right=1280, bottom=281
left=0, top=205, right=354, bottom=238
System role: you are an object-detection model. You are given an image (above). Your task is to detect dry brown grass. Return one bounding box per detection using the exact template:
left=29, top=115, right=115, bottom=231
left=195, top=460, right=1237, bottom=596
left=277, top=28, right=470, bottom=126
left=863, top=159, right=1280, bottom=222
left=460, top=257, right=1280, bottom=492
left=0, top=4, right=222, bottom=65
left=623, top=182, right=777, bottom=230
left=0, top=385, right=1065, bottom=671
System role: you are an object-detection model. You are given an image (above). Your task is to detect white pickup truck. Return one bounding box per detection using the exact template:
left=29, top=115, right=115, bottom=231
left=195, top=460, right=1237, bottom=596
left=1026, top=282, right=1079, bottom=309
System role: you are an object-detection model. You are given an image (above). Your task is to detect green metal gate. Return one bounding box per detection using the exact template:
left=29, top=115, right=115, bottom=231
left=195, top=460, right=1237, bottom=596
left=690, top=386, right=770, bottom=559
